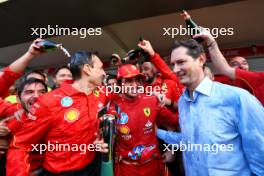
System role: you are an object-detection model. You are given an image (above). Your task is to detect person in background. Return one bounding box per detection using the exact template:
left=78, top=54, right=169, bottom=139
left=228, top=56, right=249, bottom=71
left=52, top=65, right=72, bottom=89
left=0, top=38, right=48, bottom=176
left=7, top=51, right=108, bottom=176
left=203, top=32, right=264, bottom=105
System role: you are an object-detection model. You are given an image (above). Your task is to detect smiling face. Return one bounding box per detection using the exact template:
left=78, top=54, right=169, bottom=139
left=141, top=62, right=157, bottom=84
left=171, top=46, right=205, bottom=90
left=121, top=76, right=143, bottom=99
left=19, top=83, right=47, bottom=112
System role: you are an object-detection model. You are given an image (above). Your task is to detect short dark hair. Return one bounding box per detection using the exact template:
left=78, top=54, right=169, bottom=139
left=16, top=78, right=48, bottom=99
left=69, top=51, right=95, bottom=80
left=54, top=65, right=71, bottom=77
left=171, top=39, right=204, bottom=59
left=24, top=70, right=46, bottom=81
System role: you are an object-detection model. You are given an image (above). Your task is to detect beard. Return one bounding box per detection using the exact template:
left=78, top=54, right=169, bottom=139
left=21, top=101, right=30, bottom=113
left=145, top=74, right=156, bottom=84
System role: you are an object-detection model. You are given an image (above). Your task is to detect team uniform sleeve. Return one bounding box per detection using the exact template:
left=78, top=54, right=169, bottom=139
left=156, top=103, right=179, bottom=128
left=6, top=99, right=53, bottom=176
left=151, top=53, right=184, bottom=93
left=0, top=98, right=17, bottom=118
left=0, top=67, right=22, bottom=98
left=235, top=68, right=264, bottom=87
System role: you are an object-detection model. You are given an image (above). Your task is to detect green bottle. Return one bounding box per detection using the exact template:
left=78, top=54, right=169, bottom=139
left=181, top=10, right=204, bottom=43
left=100, top=114, right=115, bottom=176
left=36, top=40, right=60, bottom=51
left=37, top=40, right=71, bottom=57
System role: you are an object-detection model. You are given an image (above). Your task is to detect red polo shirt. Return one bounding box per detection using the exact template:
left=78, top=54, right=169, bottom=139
left=150, top=53, right=184, bottom=102
left=214, top=75, right=254, bottom=95
left=0, top=67, right=22, bottom=98
left=7, top=82, right=107, bottom=175
left=235, top=68, right=264, bottom=106
left=114, top=94, right=178, bottom=161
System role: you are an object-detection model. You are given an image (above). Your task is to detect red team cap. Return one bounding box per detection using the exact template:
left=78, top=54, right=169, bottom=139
left=117, top=64, right=145, bottom=80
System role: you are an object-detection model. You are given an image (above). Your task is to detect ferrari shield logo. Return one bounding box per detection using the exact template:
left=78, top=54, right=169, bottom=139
left=143, top=107, right=151, bottom=117
left=93, top=90, right=99, bottom=97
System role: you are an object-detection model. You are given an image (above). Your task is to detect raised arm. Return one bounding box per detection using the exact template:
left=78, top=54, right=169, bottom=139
left=0, top=38, right=45, bottom=98
left=138, top=40, right=179, bottom=82
left=193, top=28, right=236, bottom=79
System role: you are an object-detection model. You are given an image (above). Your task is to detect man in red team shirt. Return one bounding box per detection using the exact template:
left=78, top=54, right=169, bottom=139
left=138, top=40, right=183, bottom=110
left=113, top=64, right=178, bottom=176
left=141, top=60, right=182, bottom=109
left=7, top=51, right=108, bottom=176
left=194, top=29, right=264, bottom=106
left=6, top=78, right=48, bottom=175
left=0, top=39, right=48, bottom=175
left=228, top=56, right=249, bottom=71
left=213, top=56, right=254, bottom=95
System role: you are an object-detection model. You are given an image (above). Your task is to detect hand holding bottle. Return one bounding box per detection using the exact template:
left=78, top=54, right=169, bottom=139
left=27, top=38, right=45, bottom=56
left=193, top=27, right=216, bottom=47
left=137, top=39, right=155, bottom=56
left=93, top=134, right=109, bottom=153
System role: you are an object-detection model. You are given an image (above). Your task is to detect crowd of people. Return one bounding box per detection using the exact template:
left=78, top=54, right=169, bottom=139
left=0, top=28, right=263, bottom=176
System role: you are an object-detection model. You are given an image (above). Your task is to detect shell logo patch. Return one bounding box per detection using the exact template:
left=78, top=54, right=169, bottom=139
left=61, top=96, right=73, bottom=107
left=143, top=107, right=151, bottom=117
left=64, top=108, right=79, bottom=123
left=119, top=126, right=130, bottom=134
left=93, top=90, right=99, bottom=97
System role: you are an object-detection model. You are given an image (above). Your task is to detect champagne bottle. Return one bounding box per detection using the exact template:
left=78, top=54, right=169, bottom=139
left=125, top=36, right=150, bottom=63
left=100, top=114, right=115, bottom=176
left=181, top=10, right=204, bottom=43
left=36, top=40, right=61, bottom=51
left=36, top=40, right=71, bottom=57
